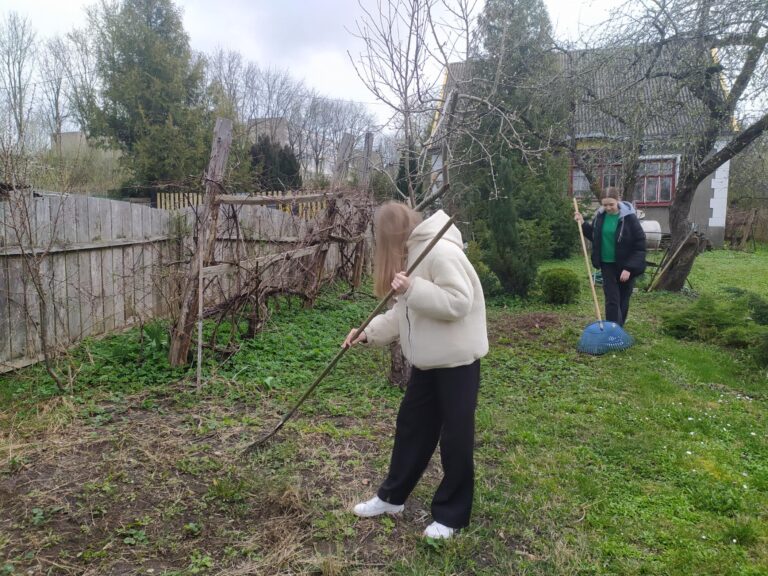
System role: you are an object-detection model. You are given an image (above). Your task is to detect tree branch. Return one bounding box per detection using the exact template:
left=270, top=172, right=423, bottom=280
left=694, top=111, right=768, bottom=183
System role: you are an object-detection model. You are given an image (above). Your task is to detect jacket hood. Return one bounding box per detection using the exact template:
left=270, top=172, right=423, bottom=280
left=596, top=201, right=636, bottom=220
left=408, top=209, right=463, bottom=249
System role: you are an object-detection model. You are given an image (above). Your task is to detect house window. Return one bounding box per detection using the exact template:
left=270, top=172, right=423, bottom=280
left=570, top=163, right=623, bottom=199
left=571, top=168, right=591, bottom=198
left=600, top=164, right=622, bottom=190
left=634, top=159, right=676, bottom=205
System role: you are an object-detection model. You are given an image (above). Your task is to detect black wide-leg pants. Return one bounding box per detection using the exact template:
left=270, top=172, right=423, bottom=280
left=601, top=263, right=635, bottom=326
left=377, top=360, right=480, bottom=529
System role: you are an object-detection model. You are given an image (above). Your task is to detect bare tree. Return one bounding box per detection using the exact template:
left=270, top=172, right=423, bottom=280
left=295, top=97, right=373, bottom=179
left=38, top=37, right=70, bottom=155
left=200, top=44, right=380, bottom=183
left=207, top=48, right=247, bottom=121
left=350, top=0, right=440, bottom=205
left=350, top=0, right=547, bottom=209
left=250, top=67, right=305, bottom=141
left=0, top=12, right=37, bottom=158
left=326, top=98, right=376, bottom=173
left=60, top=28, right=99, bottom=133
left=286, top=88, right=315, bottom=173
left=303, top=96, right=334, bottom=176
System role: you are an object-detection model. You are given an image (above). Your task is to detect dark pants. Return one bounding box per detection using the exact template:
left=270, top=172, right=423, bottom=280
left=601, top=263, right=635, bottom=326
left=377, top=360, right=480, bottom=529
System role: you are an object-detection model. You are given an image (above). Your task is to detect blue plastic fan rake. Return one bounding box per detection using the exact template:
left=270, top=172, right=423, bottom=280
left=577, top=320, right=634, bottom=355
left=573, top=198, right=634, bottom=355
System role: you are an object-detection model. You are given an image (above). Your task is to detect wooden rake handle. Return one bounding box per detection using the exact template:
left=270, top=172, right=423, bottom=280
left=243, top=214, right=457, bottom=454
left=574, top=198, right=603, bottom=325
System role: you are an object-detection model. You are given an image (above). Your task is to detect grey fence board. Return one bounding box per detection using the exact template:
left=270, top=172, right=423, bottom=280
left=100, top=200, right=116, bottom=332
left=0, top=257, right=10, bottom=362
left=0, top=201, right=6, bottom=247
left=8, top=256, right=26, bottom=358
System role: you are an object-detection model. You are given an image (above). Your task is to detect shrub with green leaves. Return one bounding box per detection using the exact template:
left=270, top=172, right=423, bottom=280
left=723, top=287, right=768, bottom=325
left=752, top=331, right=768, bottom=368
left=662, top=294, right=768, bottom=366
left=539, top=268, right=581, bottom=305
left=466, top=241, right=503, bottom=297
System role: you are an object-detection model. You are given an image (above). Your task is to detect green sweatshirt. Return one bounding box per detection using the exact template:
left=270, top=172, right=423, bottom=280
left=601, top=213, right=619, bottom=263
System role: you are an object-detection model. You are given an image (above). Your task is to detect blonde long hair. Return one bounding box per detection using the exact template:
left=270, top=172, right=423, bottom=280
left=372, top=202, right=422, bottom=297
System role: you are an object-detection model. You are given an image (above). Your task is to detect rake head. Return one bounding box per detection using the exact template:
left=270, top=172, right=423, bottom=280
left=241, top=421, right=283, bottom=457
left=577, top=321, right=634, bottom=355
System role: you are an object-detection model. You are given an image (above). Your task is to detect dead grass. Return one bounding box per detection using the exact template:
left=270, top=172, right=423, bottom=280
left=0, top=375, right=443, bottom=575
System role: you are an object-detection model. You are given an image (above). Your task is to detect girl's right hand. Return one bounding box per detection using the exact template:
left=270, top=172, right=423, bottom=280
left=574, top=212, right=584, bottom=225
left=343, top=328, right=367, bottom=349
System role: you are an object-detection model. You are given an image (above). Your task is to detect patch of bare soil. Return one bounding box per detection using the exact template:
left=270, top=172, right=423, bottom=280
left=489, top=311, right=574, bottom=349
left=0, top=385, right=451, bottom=575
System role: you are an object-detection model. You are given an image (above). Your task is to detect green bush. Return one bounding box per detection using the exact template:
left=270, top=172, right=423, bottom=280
left=518, top=220, right=553, bottom=264
left=723, top=287, right=768, bottom=325
left=663, top=296, right=748, bottom=343
left=484, top=164, right=540, bottom=297
left=662, top=294, right=768, bottom=367
left=748, top=294, right=768, bottom=325
left=466, top=241, right=503, bottom=297
left=752, top=332, right=768, bottom=367
left=539, top=268, right=581, bottom=305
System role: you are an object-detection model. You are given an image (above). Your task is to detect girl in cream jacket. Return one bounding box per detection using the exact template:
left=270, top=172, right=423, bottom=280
left=343, top=202, right=488, bottom=539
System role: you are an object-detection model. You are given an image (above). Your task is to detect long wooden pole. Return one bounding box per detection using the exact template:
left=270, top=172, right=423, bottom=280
left=169, top=118, right=233, bottom=367
left=574, top=198, right=603, bottom=326
left=196, top=237, right=203, bottom=389
left=648, top=229, right=695, bottom=292
left=243, top=215, right=457, bottom=454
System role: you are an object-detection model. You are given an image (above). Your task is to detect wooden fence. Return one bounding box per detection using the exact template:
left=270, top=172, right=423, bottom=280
left=155, top=190, right=329, bottom=220
left=726, top=207, right=768, bottom=248
left=0, top=191, right=355, bottom=373
left=154, top=190, right=203, bottom=211
left=0, top=193, right=176, bottom=371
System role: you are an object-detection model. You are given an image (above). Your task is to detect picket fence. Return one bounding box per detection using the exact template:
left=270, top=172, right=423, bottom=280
left=154, top=189, right=329, bottom=220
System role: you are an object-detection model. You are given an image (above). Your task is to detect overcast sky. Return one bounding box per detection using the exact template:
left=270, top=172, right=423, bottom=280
left=2, top=0, right=620, bottom=120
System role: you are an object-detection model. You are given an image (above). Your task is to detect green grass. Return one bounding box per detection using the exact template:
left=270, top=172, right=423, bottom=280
left=1, top=248, right=767, bottom=575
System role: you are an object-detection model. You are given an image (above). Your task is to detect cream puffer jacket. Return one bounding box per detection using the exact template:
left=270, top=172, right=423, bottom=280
left=364, top=210, right=488, bottom=370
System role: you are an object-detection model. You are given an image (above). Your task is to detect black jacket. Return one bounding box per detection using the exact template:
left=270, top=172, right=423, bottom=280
left=582, top=201, right=647, bottom=277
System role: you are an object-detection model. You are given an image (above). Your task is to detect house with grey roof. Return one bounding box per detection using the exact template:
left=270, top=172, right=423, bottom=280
left=560, top=47, right=732, bottom=246
left=431, top=48, right=733, bottom=246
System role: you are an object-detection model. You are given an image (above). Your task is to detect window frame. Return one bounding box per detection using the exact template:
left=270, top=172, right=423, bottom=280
left=633, top=155, right=679, bottom=207
left=569, top=162, right=623, bottom=199
left=569, top=155, right=679, bottom=207
left=569, top=164, right=592, bottom=199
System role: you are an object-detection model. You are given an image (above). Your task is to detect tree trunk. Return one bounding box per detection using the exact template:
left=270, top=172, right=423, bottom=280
left=654, top=181, right=706, bottom=291
left=653, top=233, right=707, bottom=291
left=388, top=342, right=411, bottom=389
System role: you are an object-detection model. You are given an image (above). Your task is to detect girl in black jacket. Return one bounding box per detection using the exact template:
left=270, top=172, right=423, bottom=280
left=574, top=188, right=646, bottom=326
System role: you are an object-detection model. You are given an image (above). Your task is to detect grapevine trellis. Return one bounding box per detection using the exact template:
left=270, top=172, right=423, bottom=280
left=201, top=190, right=374, bottom=354
left=168, top=118, right=375, bottom=368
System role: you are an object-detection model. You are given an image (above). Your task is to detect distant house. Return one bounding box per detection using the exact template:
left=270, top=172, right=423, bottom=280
left=431, top=50, right=733, bottom=246
left=560, top=48, right=732, bottom=246
left=51, top=131, right=121, bottom=161
left=246, top=117, right=290, bottom=148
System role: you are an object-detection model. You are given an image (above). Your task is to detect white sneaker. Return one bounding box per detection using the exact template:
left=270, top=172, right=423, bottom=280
left=353, top=496, right=404, bottom=517
left=424, top=521, right=455, bottom=539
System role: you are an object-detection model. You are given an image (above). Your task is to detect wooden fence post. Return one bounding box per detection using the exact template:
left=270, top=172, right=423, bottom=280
left=333, top=134, right=355, bottom=187
left=359, top=132, right=374, bottom=190
left=169, top=117, right=233, bottom=367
